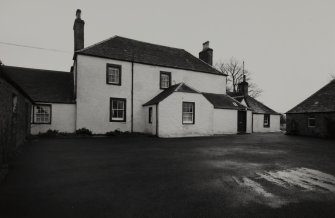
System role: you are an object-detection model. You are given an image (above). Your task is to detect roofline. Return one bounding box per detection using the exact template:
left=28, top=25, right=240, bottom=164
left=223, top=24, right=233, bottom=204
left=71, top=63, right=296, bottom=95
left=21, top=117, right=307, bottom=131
left=0, top=66, right=34, bottom=103
left=286, top=111, right=335, bottom=114
left=2, top=65, right=70, bottom=74
left=76, top=53, right=226, bottom=76
left=286, top=80, right=335, bottom=114
left=34, top=100, right=76, bottom=104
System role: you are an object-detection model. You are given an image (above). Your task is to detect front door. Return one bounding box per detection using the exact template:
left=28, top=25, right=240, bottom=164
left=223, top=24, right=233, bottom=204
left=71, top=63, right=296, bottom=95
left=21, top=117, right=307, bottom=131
left=238, top=110, right=247, bottom=133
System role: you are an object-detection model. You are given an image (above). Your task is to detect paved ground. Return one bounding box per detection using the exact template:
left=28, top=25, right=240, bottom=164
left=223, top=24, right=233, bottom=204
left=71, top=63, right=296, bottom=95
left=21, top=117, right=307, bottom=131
left=1, top=133, right=335, bottom=218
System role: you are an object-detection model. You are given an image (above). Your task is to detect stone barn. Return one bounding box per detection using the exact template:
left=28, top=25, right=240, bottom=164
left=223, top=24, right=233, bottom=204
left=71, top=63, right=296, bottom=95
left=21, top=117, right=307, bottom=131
left=286, top=79, right=335, bottom=138
left=0, top=65, right=33, bottom=172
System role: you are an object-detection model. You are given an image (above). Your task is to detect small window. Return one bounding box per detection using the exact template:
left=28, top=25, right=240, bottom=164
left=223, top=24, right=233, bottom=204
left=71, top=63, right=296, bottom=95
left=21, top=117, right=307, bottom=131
left=308, top=116, right=316, bottom=128
left=110, top=98, right=126, bottom=122
left=182, top=102, right=195, bottom=124
left=33, top=104, right=51, bottom=124
left=148, top=107, right=152, bottom=123
left=106, top=64, right=121, bottom=85
left=233, top=102, right=238, bottom=107
left=12, top=94, right=18, bottom=113
left=160, top=71, right=171, bottom=89
left=264, top=114, right=270, bottom=127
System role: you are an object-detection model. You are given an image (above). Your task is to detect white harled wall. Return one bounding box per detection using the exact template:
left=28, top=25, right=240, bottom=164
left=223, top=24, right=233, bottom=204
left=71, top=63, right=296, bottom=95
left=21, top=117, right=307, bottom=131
left=253, top=114, right=280, bottom=132
left=76, top=54, right=226, bottom=134
left=213, top=109, right=238, bottom=134
left=31, top=103, right=76, bottom=134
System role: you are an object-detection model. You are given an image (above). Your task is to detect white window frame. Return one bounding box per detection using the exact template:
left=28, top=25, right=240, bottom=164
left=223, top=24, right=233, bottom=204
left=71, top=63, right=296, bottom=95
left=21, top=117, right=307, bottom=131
left=33, top=104, right=51, bottom=124
left=107, top=64, right=121, bottom=85
left=160, top=72, right=171, bottom=89
left=182, top=102, right=195, bottom=124
left=110, top=98, right=126, bottom=122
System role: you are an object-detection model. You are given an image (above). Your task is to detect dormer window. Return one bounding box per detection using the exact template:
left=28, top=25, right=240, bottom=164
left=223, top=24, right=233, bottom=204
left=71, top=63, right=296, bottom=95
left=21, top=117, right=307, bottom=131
left=106, top=64, right=121, bottom=85
left=160, top=71, right=171, bottom=89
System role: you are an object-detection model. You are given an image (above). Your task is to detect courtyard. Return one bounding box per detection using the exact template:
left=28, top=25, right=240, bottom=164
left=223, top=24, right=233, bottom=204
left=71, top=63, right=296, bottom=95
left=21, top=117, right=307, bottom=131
left=0, top=133, right=335, bottom=217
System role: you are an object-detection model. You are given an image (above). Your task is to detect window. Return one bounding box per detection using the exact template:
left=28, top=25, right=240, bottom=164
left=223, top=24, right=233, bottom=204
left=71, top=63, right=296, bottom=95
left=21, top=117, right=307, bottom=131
left=106, top=64, right=121, bottom=85
left=264, top=114, right=270, bottom=128
left=12, top=94, right=18, bottom=113
left=182, top=102, right=195, bottom=124
left=110, top=98, right=126, bottom=122
left=160, top=71, right=171, bottom=89
left=308, top=116, right=316, bottom=128
left=148, top=107, right=152, bottom=123
left=33, top=104, right=51, bottom=124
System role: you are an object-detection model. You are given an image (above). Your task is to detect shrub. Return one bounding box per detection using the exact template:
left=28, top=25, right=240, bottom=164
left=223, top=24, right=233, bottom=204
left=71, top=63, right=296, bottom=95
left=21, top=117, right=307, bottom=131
left=76, top=128, right=92, bottom=135
left=39, top=129, right=59, bottom=137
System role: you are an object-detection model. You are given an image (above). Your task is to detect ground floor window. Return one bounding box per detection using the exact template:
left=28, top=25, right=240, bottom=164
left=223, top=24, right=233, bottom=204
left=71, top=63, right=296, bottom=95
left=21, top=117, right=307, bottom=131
left=33, top=104, right=51, bottom=124
left=148, top=107, right=152, bottom=123
left=264, top=114, right=270, bottom=127
left=110, top=98, right=126, bottom=122
left=182, top=102, right=195, bottom=124
left=308, top=115, right=316, bottom=128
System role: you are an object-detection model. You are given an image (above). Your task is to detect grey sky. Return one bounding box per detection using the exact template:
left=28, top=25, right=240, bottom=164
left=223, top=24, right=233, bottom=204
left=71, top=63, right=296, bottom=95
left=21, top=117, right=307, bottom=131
left=1, top=0, right=335, bottom=113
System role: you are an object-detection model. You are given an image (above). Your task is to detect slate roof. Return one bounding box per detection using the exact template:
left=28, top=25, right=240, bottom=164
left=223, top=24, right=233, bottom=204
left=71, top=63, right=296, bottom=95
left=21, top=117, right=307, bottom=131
left=228, top=92, right=280, bottom=115
left=143, top=83, right=199, bottom=106
left=202, top=93, right=248, bottom=110
left=76, top=36, right=224, bottom=76
left=287, top=79, right=335, bottom=113
left=2, top=66, right=74, bottom=104
left=0, top=66, right=34, bottom=103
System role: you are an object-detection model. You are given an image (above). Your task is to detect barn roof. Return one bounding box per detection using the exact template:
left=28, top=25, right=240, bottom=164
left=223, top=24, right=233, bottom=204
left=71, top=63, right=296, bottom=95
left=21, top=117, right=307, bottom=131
left=2, top=65, right=74, bottom=104
left=287, top=79, right=335, bottom=113
left=76, top=36, right=225, bottom=76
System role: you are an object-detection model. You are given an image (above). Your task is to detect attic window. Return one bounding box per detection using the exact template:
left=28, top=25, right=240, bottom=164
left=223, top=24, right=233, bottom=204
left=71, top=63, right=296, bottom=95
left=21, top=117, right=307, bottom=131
left=106, top=64, right=121, bottom=85
left=233, top=102, right=238, bottom=106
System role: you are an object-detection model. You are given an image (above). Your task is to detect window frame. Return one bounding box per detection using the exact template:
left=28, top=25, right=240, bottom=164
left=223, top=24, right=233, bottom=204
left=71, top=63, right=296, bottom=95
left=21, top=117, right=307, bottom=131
left=308, top=115, right=316, bottom=128
left=32, top=104, right=52, bottom=124
left=182, top=102, right=195, bottom=125
left=160, top=71, right=171, bottom=89
left=106, top=63, right=122, bottom=86
left=264, top=114, right=270, bottom=128
left=148, top=107, right=152, bottom=124
left=12, top=93, right=18, bottom=114
left=110, top=97, right=126, bottom=122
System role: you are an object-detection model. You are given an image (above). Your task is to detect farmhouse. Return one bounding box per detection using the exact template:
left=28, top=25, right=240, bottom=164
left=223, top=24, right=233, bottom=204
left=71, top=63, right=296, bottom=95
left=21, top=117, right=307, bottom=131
left=228, top=76, right=281, bottom=133
left=3, top=9, right=255, bottom=138
left=286, top=79, right=335, bottom=137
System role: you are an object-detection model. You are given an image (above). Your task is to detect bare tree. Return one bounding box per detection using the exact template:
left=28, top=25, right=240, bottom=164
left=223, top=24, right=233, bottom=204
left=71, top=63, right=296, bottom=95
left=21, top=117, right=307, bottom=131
left=216, top=57, right=263, bottom=98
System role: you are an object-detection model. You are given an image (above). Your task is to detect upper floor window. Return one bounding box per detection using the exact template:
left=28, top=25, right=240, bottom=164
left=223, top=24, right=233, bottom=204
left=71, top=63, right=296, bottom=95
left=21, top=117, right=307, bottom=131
left=182, top=102, right=195, bottom=124
left=106, top=64, right=121, bottom=85
left=110, top=98, right=126, bottom=122
left=264, top=114, right=270, bottom=128
left=33, top=104, right=51, bottom=124
left=308, top=115, right=316, bottom=128
left=12, top=94, right=18, bottom=113
left=160, top=71, right=171, bottom=89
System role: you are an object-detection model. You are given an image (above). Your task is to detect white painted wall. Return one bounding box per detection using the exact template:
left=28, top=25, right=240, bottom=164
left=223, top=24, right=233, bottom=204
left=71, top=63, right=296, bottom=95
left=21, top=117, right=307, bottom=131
left=213, top=109, right=238, bottom=134
left=246, top=110, right=253, bottom=133
left=76, top=55, right=226, bottom=134
left=158, top=92, right=214, bottom=138
left=31, top=103, right=76, bottom=134
left=143, top=105, right=157, bottom=135
left=252, top=114, right=281, bottom=132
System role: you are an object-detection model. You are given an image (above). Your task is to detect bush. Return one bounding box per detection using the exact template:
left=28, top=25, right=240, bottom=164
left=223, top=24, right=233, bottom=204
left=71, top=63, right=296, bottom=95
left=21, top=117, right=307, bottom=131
left=39, top=129, right=59, bottom=137
left=76, top=128, right=92, bottom=135
left=105, top=129, right=122, bottom=136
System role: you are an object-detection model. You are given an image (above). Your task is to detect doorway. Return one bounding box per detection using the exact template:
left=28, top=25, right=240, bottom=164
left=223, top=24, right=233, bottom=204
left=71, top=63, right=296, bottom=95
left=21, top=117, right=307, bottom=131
left=238, top=110, right=247, bottom=133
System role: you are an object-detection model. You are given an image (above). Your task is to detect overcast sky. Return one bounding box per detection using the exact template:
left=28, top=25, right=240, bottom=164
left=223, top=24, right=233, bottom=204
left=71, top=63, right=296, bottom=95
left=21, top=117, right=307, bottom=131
left=1, top=0, right=335, bottom=113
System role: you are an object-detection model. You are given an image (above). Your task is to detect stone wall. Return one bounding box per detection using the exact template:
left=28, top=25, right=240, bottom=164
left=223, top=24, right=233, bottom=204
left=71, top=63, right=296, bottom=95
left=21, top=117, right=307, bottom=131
left=0, top=77, right=31, bottom=167
left=286, top=112, right=335, bottom=138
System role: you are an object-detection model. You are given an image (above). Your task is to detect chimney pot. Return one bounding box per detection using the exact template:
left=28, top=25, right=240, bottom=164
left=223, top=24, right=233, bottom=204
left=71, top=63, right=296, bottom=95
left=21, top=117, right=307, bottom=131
left=203, top=41, right=210, bottom=50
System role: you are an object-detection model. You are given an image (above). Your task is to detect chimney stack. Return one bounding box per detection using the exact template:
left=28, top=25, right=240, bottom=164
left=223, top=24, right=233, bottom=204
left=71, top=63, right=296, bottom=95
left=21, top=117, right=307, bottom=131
left=73, top=9, right=85, bottom=51
left=199, top=41, right=213, bottom=66
left=238, top=75, right=249, bottom=96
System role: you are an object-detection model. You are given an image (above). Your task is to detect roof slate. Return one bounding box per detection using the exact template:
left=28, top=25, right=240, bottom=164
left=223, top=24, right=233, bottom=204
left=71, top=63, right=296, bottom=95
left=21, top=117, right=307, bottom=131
left=2, top=66, right=74, bottom=104
left=287, top=79, right=335, bottom=113
left=202, top=93, right=248, bottom=110
left=77, top=36, right=224, bottom=76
